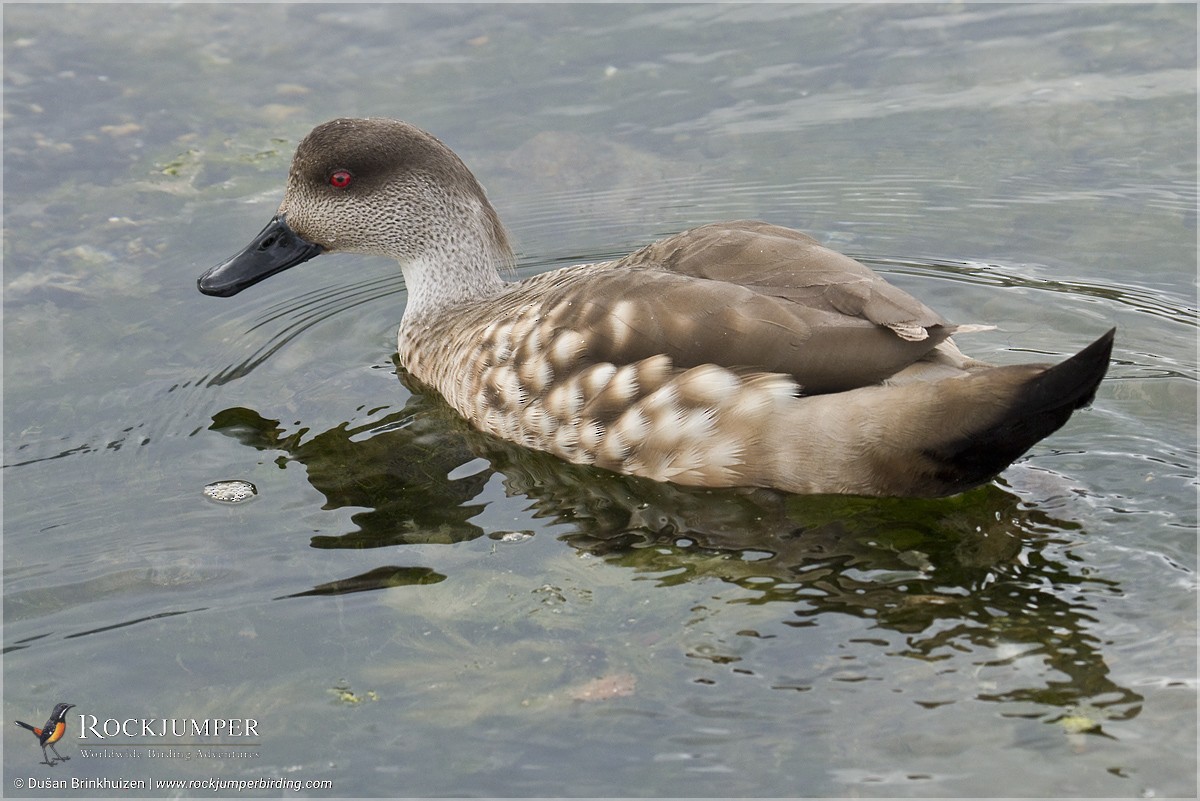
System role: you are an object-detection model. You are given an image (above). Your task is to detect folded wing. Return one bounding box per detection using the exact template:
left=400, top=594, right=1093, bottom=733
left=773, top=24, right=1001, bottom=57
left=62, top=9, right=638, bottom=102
left=542, top=221, right=961, bottom=394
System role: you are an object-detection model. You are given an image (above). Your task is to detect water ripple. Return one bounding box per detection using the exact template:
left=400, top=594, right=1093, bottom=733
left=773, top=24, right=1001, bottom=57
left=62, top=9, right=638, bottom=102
left=868, top=254, right=1198, bottom=334
left=204, top=272, right=403, bottom=387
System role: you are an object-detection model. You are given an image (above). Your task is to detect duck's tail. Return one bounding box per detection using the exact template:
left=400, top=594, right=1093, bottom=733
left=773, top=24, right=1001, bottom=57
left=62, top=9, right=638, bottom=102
left=768, top=328, right=1116, bottom=497
left=916, top=327, right=1115, bottom=496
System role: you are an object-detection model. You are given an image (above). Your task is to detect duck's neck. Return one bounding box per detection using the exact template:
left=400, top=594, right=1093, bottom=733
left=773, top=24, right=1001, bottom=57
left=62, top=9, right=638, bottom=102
left=399, top=196, right=512, bottom=323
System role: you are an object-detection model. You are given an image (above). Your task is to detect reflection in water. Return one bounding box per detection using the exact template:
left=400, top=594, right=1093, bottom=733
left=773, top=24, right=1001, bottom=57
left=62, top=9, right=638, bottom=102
left=208, top=361, right=1142, bottom=726
left=276, top=566, right=446, bottom=599
left=211, top=398, right=488, bottom=548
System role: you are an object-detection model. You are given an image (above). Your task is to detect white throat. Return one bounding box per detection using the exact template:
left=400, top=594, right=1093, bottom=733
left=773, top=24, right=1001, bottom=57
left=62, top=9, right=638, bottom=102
left=398, top=250, right=506, bottom=323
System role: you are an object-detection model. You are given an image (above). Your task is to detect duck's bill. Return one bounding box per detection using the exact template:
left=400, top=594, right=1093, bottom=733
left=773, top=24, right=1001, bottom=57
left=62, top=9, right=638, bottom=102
left=197, top=215, right=323, bottom=297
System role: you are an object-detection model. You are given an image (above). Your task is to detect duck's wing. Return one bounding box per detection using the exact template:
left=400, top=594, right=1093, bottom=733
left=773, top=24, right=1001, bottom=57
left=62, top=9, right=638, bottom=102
left=543, top=221, right=959, bottom=394
left=625, top=221, right=948, bottom=340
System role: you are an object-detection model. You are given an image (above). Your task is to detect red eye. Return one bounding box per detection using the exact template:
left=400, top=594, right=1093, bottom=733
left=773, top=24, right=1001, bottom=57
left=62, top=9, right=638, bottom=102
left=329, top=170, right=353, bottom=189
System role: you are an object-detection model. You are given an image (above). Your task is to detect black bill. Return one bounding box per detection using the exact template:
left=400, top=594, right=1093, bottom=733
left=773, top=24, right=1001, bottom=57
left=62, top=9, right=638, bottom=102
left=197, top=214, right=323, bottom=297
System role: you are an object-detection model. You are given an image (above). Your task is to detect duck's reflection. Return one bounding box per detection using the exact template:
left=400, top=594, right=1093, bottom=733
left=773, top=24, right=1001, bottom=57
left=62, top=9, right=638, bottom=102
left=208, top=362, right=1140, bottom=722
left=274, top=566, right=446, bottom=599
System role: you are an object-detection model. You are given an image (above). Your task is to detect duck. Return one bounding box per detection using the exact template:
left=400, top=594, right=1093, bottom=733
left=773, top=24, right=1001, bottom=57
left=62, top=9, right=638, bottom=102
left=198, top=117, right=1115, bottom=498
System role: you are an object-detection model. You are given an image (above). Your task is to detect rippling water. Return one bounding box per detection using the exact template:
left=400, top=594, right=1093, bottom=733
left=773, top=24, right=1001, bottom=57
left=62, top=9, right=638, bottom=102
left=4, top=4, right=1195, bottom=797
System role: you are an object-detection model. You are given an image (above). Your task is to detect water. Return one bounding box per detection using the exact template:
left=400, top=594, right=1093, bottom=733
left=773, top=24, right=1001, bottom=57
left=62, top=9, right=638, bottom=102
left=3, top=4, right=1195, bottom=797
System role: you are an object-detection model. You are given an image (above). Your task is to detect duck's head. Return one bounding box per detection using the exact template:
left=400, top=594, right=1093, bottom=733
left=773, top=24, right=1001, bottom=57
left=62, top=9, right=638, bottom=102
left=198, top=118, right=511, bottom=299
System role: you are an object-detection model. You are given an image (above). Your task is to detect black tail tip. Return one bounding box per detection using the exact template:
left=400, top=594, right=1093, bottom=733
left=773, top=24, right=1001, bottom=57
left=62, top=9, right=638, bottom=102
left=1045, top=326, right=1116, bottom=411
left=926, top=326, right=1116, bottom=496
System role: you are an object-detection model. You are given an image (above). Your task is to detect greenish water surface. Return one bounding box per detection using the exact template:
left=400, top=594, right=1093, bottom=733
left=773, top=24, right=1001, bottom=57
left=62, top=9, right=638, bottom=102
left=3, top=4, right=1196, bottom=797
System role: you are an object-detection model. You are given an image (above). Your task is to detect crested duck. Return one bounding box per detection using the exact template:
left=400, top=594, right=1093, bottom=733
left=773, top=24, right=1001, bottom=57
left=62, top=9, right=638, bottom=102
left=198, top=118, right=1115, bottom=498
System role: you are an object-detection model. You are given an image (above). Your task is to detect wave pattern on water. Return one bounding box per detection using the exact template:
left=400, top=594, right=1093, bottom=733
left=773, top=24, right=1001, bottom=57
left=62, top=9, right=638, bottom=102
left=202, top=272, right=404, bottom=387
left=869, top=255, right=1198, bottom=335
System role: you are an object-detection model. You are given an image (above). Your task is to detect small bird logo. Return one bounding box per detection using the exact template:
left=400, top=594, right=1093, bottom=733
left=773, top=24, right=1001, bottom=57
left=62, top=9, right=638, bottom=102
left=15, top=702, right=75, bottom=766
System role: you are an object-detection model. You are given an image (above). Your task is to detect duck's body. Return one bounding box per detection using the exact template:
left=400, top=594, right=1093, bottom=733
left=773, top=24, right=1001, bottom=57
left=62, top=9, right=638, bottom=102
left=199, top=118, right=1114, bottom=497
